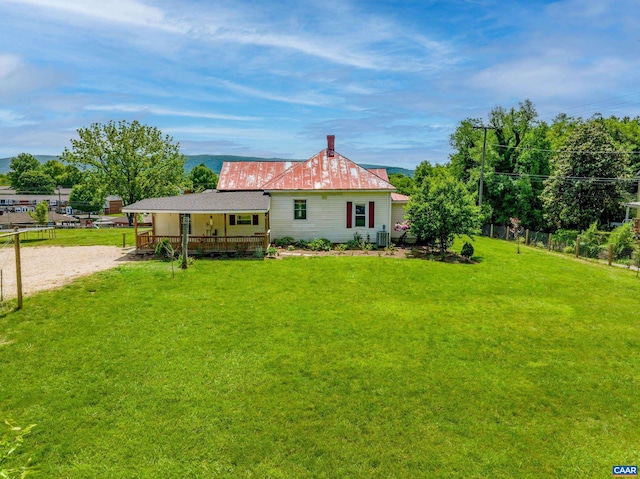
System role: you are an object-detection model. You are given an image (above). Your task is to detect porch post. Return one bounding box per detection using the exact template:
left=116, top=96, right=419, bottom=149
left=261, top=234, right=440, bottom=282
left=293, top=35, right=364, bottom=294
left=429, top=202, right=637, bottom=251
left=134, top=212, right=138, bottom=249
left=224, top=213, right=227, bottom=252
left=265, top=211, right=270, bottom=249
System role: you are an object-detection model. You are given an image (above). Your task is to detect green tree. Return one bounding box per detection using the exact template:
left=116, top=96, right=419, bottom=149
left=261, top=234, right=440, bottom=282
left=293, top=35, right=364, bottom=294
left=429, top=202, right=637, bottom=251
left=542, top=121, right=630, bottom=230
left=406, top=172, right=481, bottom=252
left=29, top=200, right=49, bottom=225
left=8, top=153, right=41, bottom=190
left=69, top=182, right=107, bottom=218
left=15, top=170, right=55, bottom=194
left=388, top=173, right=414, bottom=195
left=62, top=120, right=186, bottom=225
left=187, top=163, right=218, bottom=192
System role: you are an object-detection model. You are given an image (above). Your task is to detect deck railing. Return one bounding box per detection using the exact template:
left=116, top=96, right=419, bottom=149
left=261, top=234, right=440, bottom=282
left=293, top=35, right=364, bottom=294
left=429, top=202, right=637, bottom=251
left=136, top=231, right=269, bottom=254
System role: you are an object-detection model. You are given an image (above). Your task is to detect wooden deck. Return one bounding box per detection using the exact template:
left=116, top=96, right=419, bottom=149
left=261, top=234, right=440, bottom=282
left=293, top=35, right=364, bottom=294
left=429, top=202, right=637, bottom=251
left=136, top=231, right=269, bottom=255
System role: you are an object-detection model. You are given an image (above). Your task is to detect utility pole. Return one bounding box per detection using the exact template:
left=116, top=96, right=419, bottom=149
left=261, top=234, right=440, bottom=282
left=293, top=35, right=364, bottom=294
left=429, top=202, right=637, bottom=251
left=473, top=125, right=496, bottom=207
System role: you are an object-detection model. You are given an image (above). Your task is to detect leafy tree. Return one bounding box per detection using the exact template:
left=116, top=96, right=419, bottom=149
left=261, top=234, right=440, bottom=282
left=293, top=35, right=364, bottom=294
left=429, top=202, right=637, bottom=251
left=406, top=172, right=481, bottom=252
left=0, top=174, right=9, bottom=186
left=542, top=121, right=630, bottom=230
left=41, top=159, right=65, bottom=183
left=187, top=163, right=218, bottom=192
left=69, top=182, right=107, bottom=217
left=40, top=160, right=82, bottom=188
left=388, top=173, right=414, bottom=195
left=29, top=200, right=49, bottom=225
left=8, top=153, right=41, bottom=189
left=15, top=170, right=55, bottom=194
left=62, top=120, right=186, bottom=225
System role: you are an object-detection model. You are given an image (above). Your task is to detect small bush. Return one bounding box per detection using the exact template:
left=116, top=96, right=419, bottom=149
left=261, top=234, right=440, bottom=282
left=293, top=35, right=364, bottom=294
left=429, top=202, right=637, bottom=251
left=461, top=242, right=474, bottom=258
left=360, top=241, right=373, bottom=254
left=266, top=246, right=279, bottom=257
left=295, top=239, right=309, bottom=249
left=287, top=245, right=295, bottom=251
left=154, top=239, right=175, bottom=260
left=253, top=246, right=265, bottom=258
left=308, top=238, right=332, bottom=251
left=578, top=221, right=604, bottom=258
left=608, top=222, right=635, bottom=259
left=552, top=229, right=579, bottom=248
left=274, top=236, right=295, bottom=247
left=334, top=243, right=348, bottom=253
left=563, top=245, right=575, bottom=254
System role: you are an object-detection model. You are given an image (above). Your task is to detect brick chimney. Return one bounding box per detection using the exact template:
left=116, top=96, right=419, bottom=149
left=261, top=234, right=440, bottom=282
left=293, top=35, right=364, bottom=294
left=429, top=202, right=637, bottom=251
left=327, top=134, right=335, bottom=157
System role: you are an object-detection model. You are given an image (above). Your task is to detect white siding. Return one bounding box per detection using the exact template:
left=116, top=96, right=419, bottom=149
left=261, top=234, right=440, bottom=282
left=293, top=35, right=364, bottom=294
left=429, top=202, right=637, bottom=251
left=391, top=203, right=407, bottom=240
left=269, top=192, right=392, bottom=243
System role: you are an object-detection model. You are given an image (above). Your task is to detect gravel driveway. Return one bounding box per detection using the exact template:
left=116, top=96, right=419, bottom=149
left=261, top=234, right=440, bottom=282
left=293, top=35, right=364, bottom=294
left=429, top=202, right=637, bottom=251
left=0, top=246, right=135, bottom=299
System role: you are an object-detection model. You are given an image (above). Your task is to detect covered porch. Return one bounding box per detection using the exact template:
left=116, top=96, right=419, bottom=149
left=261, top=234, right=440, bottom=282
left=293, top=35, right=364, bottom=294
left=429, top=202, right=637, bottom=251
left=122, top=191, right=271, bottom=255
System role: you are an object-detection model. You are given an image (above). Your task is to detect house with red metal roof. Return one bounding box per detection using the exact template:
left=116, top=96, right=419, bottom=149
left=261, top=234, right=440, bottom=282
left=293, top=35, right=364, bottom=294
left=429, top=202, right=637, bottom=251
left=217, top=135, right=398, bottom=244
left=124, top=136, right=408, bottom=253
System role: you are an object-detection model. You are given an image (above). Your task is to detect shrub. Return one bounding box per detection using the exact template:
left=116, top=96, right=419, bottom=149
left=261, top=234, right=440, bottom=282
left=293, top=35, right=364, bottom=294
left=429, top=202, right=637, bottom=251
left=334, top=243, right=348, bottom=253
left=253, top=246, right=265, bottom=258
left=552, top=229, right=578, bottom=248
left=608, top=222, right=635, bottom=259
left=360, top=241, right=373, bottom=254
left=578, top=221, right=604, bottom=258
left=274, top=236, right=295, bottom=247
left=287, top=245, right=295, bottom=251
left=266, top=246, right=279, bottom=257
left=154, top=239, right=175, bottom=260
left=308, top=238, right=332, bottom=251
left=461, top=241, right=474, bottom=258
left=295, top=239, right=309, bottom=249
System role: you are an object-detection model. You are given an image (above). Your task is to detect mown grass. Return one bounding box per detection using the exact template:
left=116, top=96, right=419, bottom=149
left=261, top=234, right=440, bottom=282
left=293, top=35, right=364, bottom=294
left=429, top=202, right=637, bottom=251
left=0, top=237, right=639, bottom=478
left=18, top=227, right=148, bottom=247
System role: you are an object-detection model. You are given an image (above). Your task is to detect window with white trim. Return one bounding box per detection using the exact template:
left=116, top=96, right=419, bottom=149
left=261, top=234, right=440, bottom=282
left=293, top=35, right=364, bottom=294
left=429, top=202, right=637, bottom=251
left=355, top=204, right=366, bottom=227
left=294, top=200, right=307, bottom=220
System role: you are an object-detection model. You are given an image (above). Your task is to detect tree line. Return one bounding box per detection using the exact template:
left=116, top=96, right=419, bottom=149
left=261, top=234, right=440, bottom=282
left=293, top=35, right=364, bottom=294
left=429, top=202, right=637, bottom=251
left=6, top=120, right=219, bottom=223
left=390, top=100, right=640, bottom=233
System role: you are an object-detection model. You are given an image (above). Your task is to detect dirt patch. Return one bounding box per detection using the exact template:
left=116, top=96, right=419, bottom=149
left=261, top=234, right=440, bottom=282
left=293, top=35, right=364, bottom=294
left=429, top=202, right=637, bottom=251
left=0, top=246, right=135, bottom=299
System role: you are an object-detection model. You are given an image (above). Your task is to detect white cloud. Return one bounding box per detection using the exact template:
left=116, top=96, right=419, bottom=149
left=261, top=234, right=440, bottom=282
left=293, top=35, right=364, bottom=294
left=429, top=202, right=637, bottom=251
left=1, top=0, right=185, bottom=32
left=85, top=104, right=261, bottom=121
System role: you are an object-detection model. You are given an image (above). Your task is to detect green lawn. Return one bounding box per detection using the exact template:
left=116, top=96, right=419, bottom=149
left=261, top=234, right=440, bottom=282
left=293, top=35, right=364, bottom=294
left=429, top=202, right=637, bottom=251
left=0, top=237, right=639, bottom=478
left=18, top=227, right=147, bottom=247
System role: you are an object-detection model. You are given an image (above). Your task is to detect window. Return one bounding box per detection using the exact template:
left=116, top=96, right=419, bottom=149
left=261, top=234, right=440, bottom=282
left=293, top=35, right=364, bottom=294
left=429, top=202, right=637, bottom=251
left=237, top=214, right=252, bottom=225
left=294, top=200, right=307, bottom=220
left=355, top=204, right=366, bottom=227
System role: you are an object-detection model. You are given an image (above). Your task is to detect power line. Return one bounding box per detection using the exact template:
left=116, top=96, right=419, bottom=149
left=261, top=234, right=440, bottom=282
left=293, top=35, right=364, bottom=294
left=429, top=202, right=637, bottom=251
left=491, top=143, right=640, bottom=155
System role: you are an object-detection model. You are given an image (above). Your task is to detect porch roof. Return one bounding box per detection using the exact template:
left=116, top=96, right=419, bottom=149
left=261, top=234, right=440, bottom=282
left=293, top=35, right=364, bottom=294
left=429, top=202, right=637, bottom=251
left=122, top=191, right=270, bottom=214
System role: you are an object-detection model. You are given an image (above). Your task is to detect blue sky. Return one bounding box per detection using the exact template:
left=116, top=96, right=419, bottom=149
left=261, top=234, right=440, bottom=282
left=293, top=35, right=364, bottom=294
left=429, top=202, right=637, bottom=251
left=0, top=0, right=638, bottom=168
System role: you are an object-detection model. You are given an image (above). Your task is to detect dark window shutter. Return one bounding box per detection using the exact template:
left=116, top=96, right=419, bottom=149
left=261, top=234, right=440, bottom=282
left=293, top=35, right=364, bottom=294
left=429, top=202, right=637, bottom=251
left=229, top=214, right=236, bottom=226
left=369, top=202, right=375, bottom=228
left=252, top=214, right=259, bottom=225
left=346, top=202, right=352, bottom=228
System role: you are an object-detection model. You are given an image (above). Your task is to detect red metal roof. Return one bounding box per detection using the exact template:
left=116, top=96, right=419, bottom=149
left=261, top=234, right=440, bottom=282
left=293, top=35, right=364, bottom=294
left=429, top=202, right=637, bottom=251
left=391, top=193, right=410, bottom=202
left=217, top=161, right=295, bottom=191
left=218, top=139, right=395, bottom=191
left=367, top=168, right=389, bottom=182
left=262, top=150, right=394, bottom=190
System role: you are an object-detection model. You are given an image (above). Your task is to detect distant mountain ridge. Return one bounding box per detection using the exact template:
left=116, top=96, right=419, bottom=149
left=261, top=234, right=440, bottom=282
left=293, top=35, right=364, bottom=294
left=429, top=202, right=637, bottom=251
left=0, top=154, right=414, bottom=177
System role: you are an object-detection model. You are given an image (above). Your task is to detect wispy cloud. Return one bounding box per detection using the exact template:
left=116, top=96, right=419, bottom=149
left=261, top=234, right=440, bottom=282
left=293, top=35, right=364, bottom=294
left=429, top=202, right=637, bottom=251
left=85, top=104, right=261, bottom=122
left=2, top=0, right=185, bottom=32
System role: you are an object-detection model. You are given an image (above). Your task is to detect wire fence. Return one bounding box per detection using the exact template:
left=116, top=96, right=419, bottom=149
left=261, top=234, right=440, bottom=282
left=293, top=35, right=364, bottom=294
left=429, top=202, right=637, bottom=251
left=480, top=224, right=638, bottom=267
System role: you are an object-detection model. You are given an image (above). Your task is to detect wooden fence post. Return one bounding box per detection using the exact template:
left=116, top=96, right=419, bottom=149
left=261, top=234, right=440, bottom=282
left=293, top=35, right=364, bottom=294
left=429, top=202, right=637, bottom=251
left=575, top=236, right=580, bottom=258
left=14, top=230, right=22, bottom=310
left=548, top=235, right=552, bottom=251
left=490, top=224, right=494, bottom=238
left=525, top=229, right=529, bottom=245
left=122, top=233, right=126, bottom=248
left=609, top=243, right=613, bottom=266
